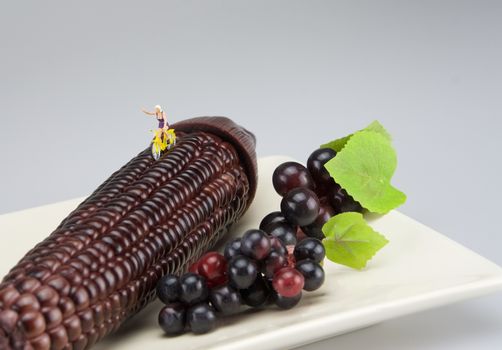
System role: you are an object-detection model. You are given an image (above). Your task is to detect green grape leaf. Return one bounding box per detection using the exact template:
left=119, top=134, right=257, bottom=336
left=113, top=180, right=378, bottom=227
left=321, top=120, right=391, bottom=152
left=324, top=130, right=406, bottom=213
left=320, top=134, right=352, bottom=153
left=363, top=120, right=392, bottom=141
left=322, top=212, right=389, bottom=269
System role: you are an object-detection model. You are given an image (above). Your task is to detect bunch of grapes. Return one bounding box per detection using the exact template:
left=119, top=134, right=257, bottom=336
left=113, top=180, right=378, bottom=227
left=267, top=148, right=362, bottom=241
left=156, top=231, right=325, bottom=335
left=156, top=148, right=361, bottom=336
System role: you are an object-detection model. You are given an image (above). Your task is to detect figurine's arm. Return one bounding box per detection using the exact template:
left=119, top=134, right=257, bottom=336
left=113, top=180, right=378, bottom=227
left=141, top=108, right=155, bottom=116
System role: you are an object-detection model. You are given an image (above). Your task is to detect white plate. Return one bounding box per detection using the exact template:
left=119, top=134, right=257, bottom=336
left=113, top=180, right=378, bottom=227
left=1, top=156, right=501, bottom=350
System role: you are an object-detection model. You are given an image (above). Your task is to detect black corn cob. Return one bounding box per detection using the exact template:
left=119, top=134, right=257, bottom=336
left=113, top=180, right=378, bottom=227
left=0, top=117, right=257, bottom=350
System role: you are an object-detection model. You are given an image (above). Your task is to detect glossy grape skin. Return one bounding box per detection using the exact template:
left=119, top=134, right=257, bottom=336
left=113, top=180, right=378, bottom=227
left=188, top=261, right=200, bottom=274
left=240, top=229, right=271, bottom=261
left=179, top=273, right=209, bottom=305
left=269, top=236, right=287, bottom=255
left=156, top=274, right=181, bottom=304
left=262, top=251, right=288, bottom=279
left=224, top=238, right=242, bottom=261
left=301, top=204, right=336, bottom=240
left=328, top=184, right=363, bottom=213
left=307, top=148, right=337, bottom=187
left=263, top=222, right=297, bottom=246
left=339, top=199, right=363, bottom=213
left=240, top=276, right=271, bottom=308
left=259, top=211, right=287, bottom=231
left=158, top=302, right=186, bottom=335
left=227, top=255, right=258, bottom=289
left=272, top=267, right=305, bottom=297
left=187, top=303, right=217, bottom=334
left=295, top=260, right=325, bottom=291
left=272, top=162, right=315, bottom=196
left=197, top=252, right=228, bottom=288
left=281, top=188, right=320, bottom=226
left=293, top=238, right=325, bottom=263
left=209, top=284, right=242, bottom=315
left=274, top=291, right=302, bottom=310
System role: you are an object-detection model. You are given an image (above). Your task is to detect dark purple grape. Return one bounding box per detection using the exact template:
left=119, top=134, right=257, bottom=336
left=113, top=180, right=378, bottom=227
left=263, top=251, right=288, bottom=279
left=295, top=260, right=325, bottom=291
left=301, top=204, right=336, bottom=240
left=274, top=291, right=302, bottom=310
left=294, top=238, right=325, bottom=263
left=259, top=211, right=287, bottom=231
left=240, top=276, right=271, bottom=308
left=187, top=303, right=217, bottom=334
left=227, top=255, right=258, bottom=289
left=179, top=273, right=209, bottom=305
left=269, top=236, right=287, bottom=255
left=307, top=148, right=337, bottom=188
left=209, top=284, right=242, bottom=315
left=240, top=229, right=271, bottom=261
left=272, top=162, right=315, bottom=196
left=328, top=184, right=363, bottom=213
left=281, top=188, right=320, bottom=226
left=158, top=302, right=186, bottom=335
left=156, top=274, right=181, bottom=304
left=328, top=183, right=345, bottom=208
left=339, top=199, right=363, bottom=213
left=264, top=222, right=297, bottom=246
left=224, top=238, right=242, bottom=261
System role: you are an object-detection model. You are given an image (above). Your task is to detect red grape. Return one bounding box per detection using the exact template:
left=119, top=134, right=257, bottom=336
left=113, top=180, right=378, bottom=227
left=272, top=267, right=305, bottom=297
left=188, top=260, right=200, bottom=274
left=197, top=252, right=228, bottom=288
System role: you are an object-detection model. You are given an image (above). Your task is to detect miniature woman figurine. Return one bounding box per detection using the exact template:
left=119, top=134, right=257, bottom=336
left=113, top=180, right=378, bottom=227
left=143, top=105, right=177, bottom=160
left=142, top=105, right=169, bottom=130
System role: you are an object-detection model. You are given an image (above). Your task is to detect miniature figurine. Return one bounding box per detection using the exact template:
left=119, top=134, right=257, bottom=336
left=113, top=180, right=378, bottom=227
left=142, top=105, right=176, bottom=160
left=142, top=105, right=168, bottom=129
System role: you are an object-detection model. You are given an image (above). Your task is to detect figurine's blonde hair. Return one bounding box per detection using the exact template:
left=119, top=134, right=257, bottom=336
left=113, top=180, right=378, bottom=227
left=155, top=105, right=163, bottom=113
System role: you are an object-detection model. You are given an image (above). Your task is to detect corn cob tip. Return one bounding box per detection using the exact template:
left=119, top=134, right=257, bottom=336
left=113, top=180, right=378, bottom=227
left=172, top=116, right=258, bottom=208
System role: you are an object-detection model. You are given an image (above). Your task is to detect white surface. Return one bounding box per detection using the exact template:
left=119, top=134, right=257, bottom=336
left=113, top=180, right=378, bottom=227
left=1, top=156, right=501, bottom=350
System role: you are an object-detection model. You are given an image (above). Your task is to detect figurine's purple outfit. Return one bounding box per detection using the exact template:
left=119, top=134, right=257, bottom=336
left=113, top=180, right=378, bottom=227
left=158, top=118, right=165, bottom=128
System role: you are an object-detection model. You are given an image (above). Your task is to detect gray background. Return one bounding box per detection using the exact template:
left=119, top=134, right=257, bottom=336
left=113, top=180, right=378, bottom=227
left=1, top=0, right=501, bottom=348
